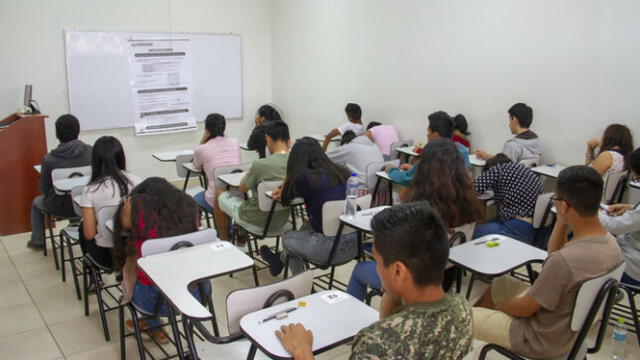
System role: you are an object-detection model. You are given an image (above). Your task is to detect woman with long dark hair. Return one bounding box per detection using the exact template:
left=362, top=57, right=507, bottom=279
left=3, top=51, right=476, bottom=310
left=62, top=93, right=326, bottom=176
left=192, top=113, right=240, bottom=217
left=260, top=137, right=354, bottom=276
left=247, top=104, right=283, bottom=158
left=79, top=136, right=138, bottom=268
left=113, top=177, right=208, bottom=343
left=586, top=123, right=634, bottom=176
left=347, top=138, right=485, bottom=305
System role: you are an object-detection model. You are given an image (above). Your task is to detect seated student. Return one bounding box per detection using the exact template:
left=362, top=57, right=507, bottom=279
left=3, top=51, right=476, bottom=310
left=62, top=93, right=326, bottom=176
left=114, top=177, right=210, bottom=344
left=78, top=136, right=139, bottom=268
left=192, top=113, right=241, bottom=216
left=473, top=166, right=622, bottom=359
left=600, top=147, right=640, bottom=286
left=386, top=111, right=470, bottom=187
left=347, top=138, right=485, bottom=301
left=259, top=137, right=355, bottom=276
left=365, top=121, right=399, bottom=159
left=475, top=103, right=541, bottom=163
left=585, top=123, right=633, bottom=177
left=28, top=114, right=92, bottom=250
left=452, top=114, right=471, bottom=149
left=247, top=104, right=283, bottom=158
left=472, top=153, right=544, bottom=244
left=326, top=130, right=384, bottom=187
left=322, top=103, right=365, bottom=151
left=216, top=121, right=291, bottom=241
left=276, top=202, right=473, bottom=360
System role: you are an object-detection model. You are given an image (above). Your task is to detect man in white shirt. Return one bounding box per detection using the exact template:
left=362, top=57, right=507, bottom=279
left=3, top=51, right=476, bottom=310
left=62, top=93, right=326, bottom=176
left=322, top=103, right=364, bottom=151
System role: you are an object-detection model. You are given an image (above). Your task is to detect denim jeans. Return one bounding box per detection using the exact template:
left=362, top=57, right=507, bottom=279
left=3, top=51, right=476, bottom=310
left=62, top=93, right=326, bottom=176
left=473, top=218, right=537, bottom=245
left=281, top=224, right=358, bottom=275
left=30, top=195, right=47, bottom=245
left=193, top=191, right=214, bottom=213
left=347, top=261, right=381, bottom=301
left=132, top=280, right=211, bottom=328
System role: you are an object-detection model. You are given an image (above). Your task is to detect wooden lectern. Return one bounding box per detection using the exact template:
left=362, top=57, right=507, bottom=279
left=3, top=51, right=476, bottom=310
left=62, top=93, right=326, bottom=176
left=0, top=112, right=48, bottom=235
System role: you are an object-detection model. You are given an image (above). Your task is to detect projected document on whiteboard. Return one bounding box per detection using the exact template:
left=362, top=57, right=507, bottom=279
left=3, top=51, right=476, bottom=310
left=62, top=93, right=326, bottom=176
left=128, top=37, right=196, bottom=136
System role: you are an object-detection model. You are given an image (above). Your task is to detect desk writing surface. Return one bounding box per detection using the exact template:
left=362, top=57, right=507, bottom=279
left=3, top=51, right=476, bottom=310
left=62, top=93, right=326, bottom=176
left=240, top=142, right=250, bottom=150
left=183, top=162, right=203, bottom=174
left=531, top=164, right=567, bottom=178
left=310, top=134, right=341, bottom=143
left=449, top=235, right=547, bottom=276
left=152, top=150, right=194, bottom=162
left=375, top=171, right=391, bottom=181
left=340, top=206, right=389, bottom=233
left=469, top=154, right=485, bottom=167
left=396, top=145, right=419, bottom=157
left=630, top=180, right=640, bottom=189
left=240, top=290, right=378, bottom=359
left=138, top=241, right=254, bottom=319
left=218, top=171, right=247, bottom=188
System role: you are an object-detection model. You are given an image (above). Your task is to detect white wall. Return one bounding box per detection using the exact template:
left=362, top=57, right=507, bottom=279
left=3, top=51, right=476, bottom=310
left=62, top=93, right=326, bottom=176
left=271, top=0, right=640, bottom=168
left=0, top=0, right=270, bottom=180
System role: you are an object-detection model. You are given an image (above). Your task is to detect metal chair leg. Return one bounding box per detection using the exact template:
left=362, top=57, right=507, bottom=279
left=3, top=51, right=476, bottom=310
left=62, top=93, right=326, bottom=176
left=91, top=265, right=111, bottom=341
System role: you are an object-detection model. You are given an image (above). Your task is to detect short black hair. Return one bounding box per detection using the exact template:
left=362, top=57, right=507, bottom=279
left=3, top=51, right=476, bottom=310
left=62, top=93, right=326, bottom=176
left=264, top=120, right=290, bottom=143
left=55, top=114, right=80, bottom=142
left=366, top=121, right=382, bottom=130
left=428, top=111, right=454, bottom=139
left=204, top=113, right=226, bottom=141
left=340, top=130, right=357, bottom=145
left=508, top=103, right=533, bottom=128
left=483, top=153, right=512, bottom=172
left=453, top=114, right=470, bottom=135
left=345, top=103, right=362, bottom=120
left=372, top=201, right=449, bottom=287
left=556, top=166, right=603, bottom=217
left=630, top=147, right=640, bottom=174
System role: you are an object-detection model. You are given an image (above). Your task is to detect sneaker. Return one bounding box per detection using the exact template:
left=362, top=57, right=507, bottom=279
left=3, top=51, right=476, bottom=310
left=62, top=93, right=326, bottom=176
left=27, top=240, right=44, bottom=251
left=125, top=319, right=150, bottom=341
left=260, top=246, right=284, bottom=276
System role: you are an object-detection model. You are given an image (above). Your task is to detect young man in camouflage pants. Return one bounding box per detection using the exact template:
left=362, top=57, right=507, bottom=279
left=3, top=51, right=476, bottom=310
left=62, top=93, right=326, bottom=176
left=275, top=202, right=474, bottom=359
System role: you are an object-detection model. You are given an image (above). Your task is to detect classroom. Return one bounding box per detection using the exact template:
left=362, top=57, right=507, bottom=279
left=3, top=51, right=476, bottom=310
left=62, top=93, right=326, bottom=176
left=1, top=1, right=639, bottom=359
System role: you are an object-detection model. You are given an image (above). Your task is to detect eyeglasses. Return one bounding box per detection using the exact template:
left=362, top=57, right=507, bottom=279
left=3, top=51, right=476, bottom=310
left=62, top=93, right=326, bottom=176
left=551, top=196, right=570, bottom=207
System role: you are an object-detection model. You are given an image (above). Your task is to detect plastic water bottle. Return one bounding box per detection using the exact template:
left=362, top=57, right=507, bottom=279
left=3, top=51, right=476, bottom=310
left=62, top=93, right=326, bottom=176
left=610, top=317, right=627, bottom=360
left=344, top=173, right=359, bottom=219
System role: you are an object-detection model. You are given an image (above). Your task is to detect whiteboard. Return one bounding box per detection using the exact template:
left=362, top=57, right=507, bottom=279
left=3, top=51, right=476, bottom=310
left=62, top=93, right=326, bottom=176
left=64, top=31, right=243, bottom=132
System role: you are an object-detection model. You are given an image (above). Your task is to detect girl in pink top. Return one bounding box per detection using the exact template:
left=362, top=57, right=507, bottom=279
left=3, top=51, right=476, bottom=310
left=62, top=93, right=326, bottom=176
left=193, top=113, right=241, bottom=211
left=365, top=122, right=399, bottom=158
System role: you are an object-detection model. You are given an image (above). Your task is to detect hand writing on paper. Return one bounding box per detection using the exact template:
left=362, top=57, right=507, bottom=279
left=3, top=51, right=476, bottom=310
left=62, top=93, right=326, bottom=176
left=475, top=149, right=490, bottom=160
left=399, top=163, right=412, bottom=171
left=606, top=203, right=632, bottom=217
left=276, top=323, right=314, bottom=360
left=271, top=188, right=282, bottom=200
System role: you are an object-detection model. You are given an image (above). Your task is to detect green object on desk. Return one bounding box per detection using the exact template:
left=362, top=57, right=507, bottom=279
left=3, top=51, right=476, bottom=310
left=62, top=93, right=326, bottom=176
left=486, top=241, right=500, bottom=248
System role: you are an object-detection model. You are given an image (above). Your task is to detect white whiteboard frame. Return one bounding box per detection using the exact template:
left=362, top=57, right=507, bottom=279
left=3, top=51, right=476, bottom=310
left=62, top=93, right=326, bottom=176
left=64, top=30, right=243, bottom=133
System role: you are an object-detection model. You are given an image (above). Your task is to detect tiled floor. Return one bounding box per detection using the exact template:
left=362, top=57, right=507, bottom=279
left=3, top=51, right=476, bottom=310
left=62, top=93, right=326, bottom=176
left=1, top=228, right=638, bottom=359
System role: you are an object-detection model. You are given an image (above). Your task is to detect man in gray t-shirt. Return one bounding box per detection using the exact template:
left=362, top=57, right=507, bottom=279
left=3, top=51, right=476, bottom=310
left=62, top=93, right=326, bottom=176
left=473, top=166, right=622, bottom=359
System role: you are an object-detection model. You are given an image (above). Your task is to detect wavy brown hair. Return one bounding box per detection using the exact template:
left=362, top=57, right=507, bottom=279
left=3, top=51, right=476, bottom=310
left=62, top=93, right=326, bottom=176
left=600, top=124, right=634, bottom=167
left=408, top=138, right=485, bottom=229
left=112, top=177, right=200, bottom=269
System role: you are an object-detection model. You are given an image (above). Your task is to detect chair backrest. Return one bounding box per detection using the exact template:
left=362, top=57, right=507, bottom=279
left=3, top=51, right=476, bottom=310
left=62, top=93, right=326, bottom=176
left=570, top=262, right=625, bottom=331
left=71, top=185, right=84, bottom=216
left=518, top=158, right=539, bottom=169
left=449, top=222, right=475, bottom=247
left=213, top=163, right=251, bottom=190
left=602, top=170, right=628, bottom=204
left=140, top=228, right=218, bottom=257
left=532, top=192, right=555, bottom=229
left=389, top=140, right=414, bottom=159
left=365, top=159, right=399, bottom=189
left=51, top=165, right=92, bottom=182
left=322, top=194, right=372, bottom=236
left=225, top=270, right=313, bottom=334
left=96, top=205, right=119, bottom=248
left=175, top=154, right=194, bottom=178
left=257, top=181, right=288, bottom=212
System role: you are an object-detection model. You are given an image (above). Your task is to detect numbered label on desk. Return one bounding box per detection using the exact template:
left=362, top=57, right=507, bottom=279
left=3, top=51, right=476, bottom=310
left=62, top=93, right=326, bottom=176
left=210, top=241, right=232, bottom=251
left=320, top=291, right=348, bottom=304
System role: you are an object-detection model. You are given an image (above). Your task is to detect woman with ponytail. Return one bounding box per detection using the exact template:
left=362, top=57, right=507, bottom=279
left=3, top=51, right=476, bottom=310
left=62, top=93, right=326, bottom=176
left=193, top=113, right=241, bottom=214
